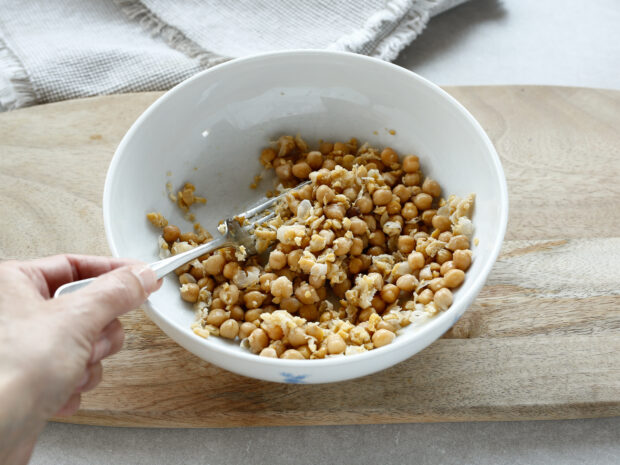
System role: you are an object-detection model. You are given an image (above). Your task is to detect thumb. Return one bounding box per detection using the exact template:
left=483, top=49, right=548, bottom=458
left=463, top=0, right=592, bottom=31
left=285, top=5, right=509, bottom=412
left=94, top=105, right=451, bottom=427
left=63, top=264, right=160, bottom=330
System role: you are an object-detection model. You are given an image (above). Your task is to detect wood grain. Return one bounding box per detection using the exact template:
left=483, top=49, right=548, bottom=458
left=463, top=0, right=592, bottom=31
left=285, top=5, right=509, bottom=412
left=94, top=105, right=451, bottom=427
left=1, top=86, right=619, bottom=427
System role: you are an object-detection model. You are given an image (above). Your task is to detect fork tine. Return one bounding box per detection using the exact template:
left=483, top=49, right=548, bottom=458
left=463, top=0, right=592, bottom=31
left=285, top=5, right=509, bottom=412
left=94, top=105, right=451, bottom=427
left=239, top=180, right=310, bottom=219
left=247, top=211, right=276, bottom=228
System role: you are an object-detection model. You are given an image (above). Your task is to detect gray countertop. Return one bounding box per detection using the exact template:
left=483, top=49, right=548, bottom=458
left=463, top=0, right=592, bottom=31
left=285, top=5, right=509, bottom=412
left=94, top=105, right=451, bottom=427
left=32, top=1, right=620, bottom=463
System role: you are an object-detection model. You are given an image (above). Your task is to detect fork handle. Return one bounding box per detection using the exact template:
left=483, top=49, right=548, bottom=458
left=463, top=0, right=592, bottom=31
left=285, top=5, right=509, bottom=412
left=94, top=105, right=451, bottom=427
left=54, top=237, right=231, bottom=298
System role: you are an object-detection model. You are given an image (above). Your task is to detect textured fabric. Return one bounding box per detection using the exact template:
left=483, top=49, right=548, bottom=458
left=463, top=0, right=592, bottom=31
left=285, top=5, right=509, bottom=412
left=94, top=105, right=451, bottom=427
left=0, top=0, right=468, bottom=111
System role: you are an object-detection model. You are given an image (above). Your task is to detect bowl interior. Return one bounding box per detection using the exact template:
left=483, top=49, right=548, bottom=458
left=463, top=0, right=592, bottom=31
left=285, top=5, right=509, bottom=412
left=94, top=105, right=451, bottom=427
left=105, top=51, right=506, bottom=363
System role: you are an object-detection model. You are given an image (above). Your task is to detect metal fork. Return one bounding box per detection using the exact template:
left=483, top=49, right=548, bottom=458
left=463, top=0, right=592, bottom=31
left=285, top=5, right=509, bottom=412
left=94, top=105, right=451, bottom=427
left=54, top=181, right=310, bottom=297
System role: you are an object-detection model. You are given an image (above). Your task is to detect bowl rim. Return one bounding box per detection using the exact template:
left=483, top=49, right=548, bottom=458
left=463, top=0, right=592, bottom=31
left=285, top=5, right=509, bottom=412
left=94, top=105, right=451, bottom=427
left=103, top=49, right=508, bottom=369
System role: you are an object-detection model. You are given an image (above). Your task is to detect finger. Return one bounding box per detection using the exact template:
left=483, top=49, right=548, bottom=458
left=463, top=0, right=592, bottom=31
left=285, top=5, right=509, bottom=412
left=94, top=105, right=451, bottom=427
left=90, top=319, right=125, bottom=364
left=55, top=393, right=82, bottom=417
left=75, top=362, right=103, bottom=393
left=66, top=264, right=159, bottom=330
left=17, top=254, right=142, bottom=298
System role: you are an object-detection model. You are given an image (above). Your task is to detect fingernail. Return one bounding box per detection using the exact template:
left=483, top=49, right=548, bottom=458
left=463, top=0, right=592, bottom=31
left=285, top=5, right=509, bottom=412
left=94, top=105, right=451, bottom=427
left=131, top=265, right=158, bottom=294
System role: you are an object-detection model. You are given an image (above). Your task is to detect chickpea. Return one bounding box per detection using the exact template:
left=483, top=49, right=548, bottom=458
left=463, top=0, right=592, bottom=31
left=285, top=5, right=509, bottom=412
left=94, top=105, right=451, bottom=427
left=248, top=328, right=269, bottom=353
left=438, top=231, right=453, bottom=243
left=263, top=323, right=283, bottom=340
left=407, top=251, right=425, bottom=270
left=280, top=297, right=302, bottom=313
left=369, top=230, right=386, bottom=246
left=402, top=155, right=420, bottom=173
left=244, top=291, right=266, bottom=309
left=259, top=272, right=277, bottom=293
left=385, top=199, right=402, bottom=218
left=343, top=187, right=358, bottom=201
left=315, top=168, right=331, bottom=185
left=306, top=151, right=323, bottom=169
left=421, top=209, right=436, bottom=226
left=398, top=235, right=415, bottom=254
left=203, top=254, right=225, bottom=275
left=403, top=172, right=420, bottom=186
left=298, top=304, right=319, bottom=321
left=349, top=257, right=364, bottom=274
left=260, top=148, right=277, bottom=165
left=163, top=225, right=181, bottom=243
left=333, top=237, right=352, bottom=256
left=413, top=193, right=433, bottom=210
left=197, top=276, right=215, bottom=291
left=180, top=283, right=199, bottom=302
left=179, top=232, right=198, bottom=243
left=372, top=329, right=396, bottom=348
left=230, top=305, right=245, bottom=321
left=429, top=278, right=445, bottom=292
left=319, top=141, right=333, bottom=154
left=364, top=215, right=377, bottom=231
left=239, top=322, right=258, bottom=339
left=422, top=177, right=441, bottom=197
left=326, top=333, right=346, bottom=355
left=367, top=246, right=385, bottom=256
left=371, top=295, right=386, bottom=313
left=447, top=235, right=470, bottom=251
left=358, top=307, right=376, bottom=322
left=350, top=218, right=368, bottom=235
left=270, top=276, right=293, bottom=299
left=453, top=249, right=472, bottom=270
left=380, top=147, right=399, bottom=166
left=392, top=184, right=411, bottom=202
left=298, top=183, right=313, bottom=200
left=401, top=202, right=418, bottom=220
left=223, top=262, right=240, bottom=280
left=309, top=274, right=326, bottom=288
left=380, top=284, right=400, bottom=303
left=432, top=214, right=451, bottom=232
left=281, top=349, right=305, bottom=360
left=295, top=284, right=319, bottom=305
left=268, top=249, right=287, bottom=270
left=350, top=237, right=364, bottom=255
left=286, top=249, right=303, bottom=269
left=443, top=269, right=465, bottom=288
left=372, top=188, right=392, bottom=206
left=315, top=185, right=336, bottom=205
left=210, top=297, right=225, bottom=310
left=419, top=266, right=433, bottom=281
left=324, top=203, right=345, bottom=221
left=259, top=347, right=278, bottom=358
left=220, top=283, right=240, bottom=305
left=219, top=319, right=239, bottom=339
left=206, top=308, right=229, bottom=327
left=434, top=288, right=453, bottom=310
left=436, top=248, right=452, bottom=265
left=275, top=163, right=292, bottom=181
left=290, top=161, right=310, bottom=179
left=396, top=274, right=417, bottom=292
left=179, top=273, right=196, bottom=285
left=440, top=260, right=456, bottom=276
left=356, top=195, right=373, bottom=214
left=417, top=288, right=434, bottom=305
left=288, top=326, right=307, bottom=347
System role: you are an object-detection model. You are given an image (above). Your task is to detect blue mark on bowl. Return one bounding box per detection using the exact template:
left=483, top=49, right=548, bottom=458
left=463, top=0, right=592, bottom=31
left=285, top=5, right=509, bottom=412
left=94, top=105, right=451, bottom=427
left=280, top=372, right=308, bottom=384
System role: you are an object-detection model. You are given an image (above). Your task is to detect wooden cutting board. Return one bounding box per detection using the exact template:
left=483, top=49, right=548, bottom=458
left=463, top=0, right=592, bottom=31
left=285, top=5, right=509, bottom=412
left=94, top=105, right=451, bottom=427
left=1, top=86, right=619, bottom=428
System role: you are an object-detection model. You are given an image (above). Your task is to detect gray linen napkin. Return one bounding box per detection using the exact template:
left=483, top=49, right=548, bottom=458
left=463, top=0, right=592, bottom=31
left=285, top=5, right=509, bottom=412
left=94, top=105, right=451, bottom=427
left=0, top=0, right=467, bottom=111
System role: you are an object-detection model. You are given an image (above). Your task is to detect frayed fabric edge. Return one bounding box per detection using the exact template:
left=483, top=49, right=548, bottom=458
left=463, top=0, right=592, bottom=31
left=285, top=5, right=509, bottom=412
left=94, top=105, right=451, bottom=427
left=327, top=0, right=438, bottom=61
left=0, top=32, right=38, bottom=110
left=114, top=0, right=230, bottom=69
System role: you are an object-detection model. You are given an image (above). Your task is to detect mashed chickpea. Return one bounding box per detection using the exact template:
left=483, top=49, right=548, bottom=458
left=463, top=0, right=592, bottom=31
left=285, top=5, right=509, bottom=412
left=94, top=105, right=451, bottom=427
left=147, top=135, right=475, bottom=359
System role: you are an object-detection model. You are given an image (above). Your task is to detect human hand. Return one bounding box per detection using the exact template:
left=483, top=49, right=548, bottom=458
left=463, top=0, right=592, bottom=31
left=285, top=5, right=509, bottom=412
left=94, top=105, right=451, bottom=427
left=0, top=255, right=160, bottom=464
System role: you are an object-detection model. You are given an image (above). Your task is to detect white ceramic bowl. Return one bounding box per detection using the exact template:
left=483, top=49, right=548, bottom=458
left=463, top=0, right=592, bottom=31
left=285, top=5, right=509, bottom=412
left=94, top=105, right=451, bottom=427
left=104, top=50, right=508, bottom=384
